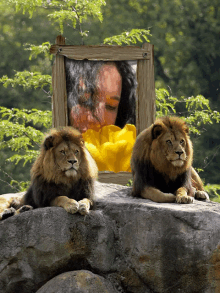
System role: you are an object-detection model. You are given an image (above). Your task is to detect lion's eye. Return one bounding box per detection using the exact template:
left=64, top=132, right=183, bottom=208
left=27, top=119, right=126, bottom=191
left=60, top=150, right=65, bottom=155
left=75, top=150, right=79, bottom=155
left=180, top=139, right=185, bottom=145
left=166, top=140, right=172, bottom=145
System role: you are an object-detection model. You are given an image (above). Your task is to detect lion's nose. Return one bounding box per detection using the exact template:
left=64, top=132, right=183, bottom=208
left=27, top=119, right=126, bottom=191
left=68, top=159, right=77, bottom=165
left=175, top=151, right=183, bottom=157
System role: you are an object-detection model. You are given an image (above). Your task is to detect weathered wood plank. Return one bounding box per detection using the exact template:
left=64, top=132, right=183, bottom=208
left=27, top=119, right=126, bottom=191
left=136, top=43, right=155, bottom=135
left=52, top=36, right=68, bottom=128
left=98, top=171, right=132, bottom=186
left=50, top=44, right=150, bottom=61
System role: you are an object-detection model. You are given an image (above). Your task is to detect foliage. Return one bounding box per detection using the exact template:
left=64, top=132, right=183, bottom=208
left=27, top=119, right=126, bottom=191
left=0, top=1, right=55, bottom=110
left=126, top=179, right=133, bottom=187
left=0, top=105, right=52, bottom=192
left=7, top=0, right=106, bottom=36
left=0, top=107, right=52, bottom=166
left=24, top=42, right=53, bottom=61
left=156, top=89, right=220, bottom=135
left=0, top=71, right=51, bottom=91
left=103, top=29, right=151, bottom=45
left=204, top=184, right=220, bottom=199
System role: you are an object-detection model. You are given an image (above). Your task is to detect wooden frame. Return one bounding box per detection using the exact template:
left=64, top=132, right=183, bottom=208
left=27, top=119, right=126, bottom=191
left=50, top=35, right=155, bottom=185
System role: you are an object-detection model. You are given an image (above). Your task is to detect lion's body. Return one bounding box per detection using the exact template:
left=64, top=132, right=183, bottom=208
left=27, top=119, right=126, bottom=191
left=23, top=176, right=94, bottom=209
left=131, top=116, right=209, bottom=203
left=0, top=127, right=98, bottom=220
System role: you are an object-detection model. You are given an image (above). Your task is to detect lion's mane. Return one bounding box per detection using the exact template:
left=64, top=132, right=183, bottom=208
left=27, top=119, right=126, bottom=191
left=131, top=116, right=195, bottom=198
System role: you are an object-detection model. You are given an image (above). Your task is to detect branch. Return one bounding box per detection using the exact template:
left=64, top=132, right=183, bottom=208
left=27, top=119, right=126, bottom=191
left=154, top=55, right=171, bottom=84
left=203, top=145, right=220, bottom=169
left=0, top=168, right=20, bottom=192
left=24, top=132, right=40, bottom=148
left=71, top=6, right=84, bottom=45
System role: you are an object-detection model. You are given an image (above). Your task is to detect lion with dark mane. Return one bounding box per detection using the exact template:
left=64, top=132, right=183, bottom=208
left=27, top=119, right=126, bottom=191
left=131, top=116, right=209, bottom=203
left=0, top=127, right=98, bottom=220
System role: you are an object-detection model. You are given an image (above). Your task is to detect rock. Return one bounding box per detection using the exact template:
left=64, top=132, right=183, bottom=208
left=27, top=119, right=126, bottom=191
left=0, top=181, right=220, bottom=292
left=36, top=270, right=118, bottom=293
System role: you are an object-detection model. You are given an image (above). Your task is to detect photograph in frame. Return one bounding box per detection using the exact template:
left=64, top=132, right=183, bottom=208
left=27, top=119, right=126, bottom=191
left=64, top=58, right=137, bottom=133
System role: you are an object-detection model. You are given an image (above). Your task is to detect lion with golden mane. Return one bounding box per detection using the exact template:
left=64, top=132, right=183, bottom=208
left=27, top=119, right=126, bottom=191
left=0, top=127, right=98, bottom=220
left=131, top=116, right=209, bottom=204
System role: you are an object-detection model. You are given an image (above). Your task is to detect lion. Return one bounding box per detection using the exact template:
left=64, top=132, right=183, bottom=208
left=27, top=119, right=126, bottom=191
left=131, top=116, right=209, bottom=204
left=0, top=127, right=98, bottom=220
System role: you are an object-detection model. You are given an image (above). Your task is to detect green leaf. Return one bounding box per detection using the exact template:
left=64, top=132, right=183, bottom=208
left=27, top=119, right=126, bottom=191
left=0, top=71, right=51, bottom=90
left=155, top=89, right=220, bottom=134
left=24, top=42, right=52, bottom=60
left=7, top=0, right=106, bottom=35
left=204, top=184, right=220, bottom=198
left=103, top=29, right=151, bottom=45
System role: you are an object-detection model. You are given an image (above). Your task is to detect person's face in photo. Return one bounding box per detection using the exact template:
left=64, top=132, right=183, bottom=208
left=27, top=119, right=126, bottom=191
left=69, top=63, right=122, bottom=133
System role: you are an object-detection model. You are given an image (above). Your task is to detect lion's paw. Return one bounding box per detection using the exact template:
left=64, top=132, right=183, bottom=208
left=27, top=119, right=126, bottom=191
left=195, top=190, right=210, bottom=201
left=64, top=199, right=79, bottom=214
left=1, top=207, right=16, bottom=220
left=176, top=195, right=194, bottom=204
left=17, top=205, right=33, bottom=214
left=78, top=199, right=91, bottom=216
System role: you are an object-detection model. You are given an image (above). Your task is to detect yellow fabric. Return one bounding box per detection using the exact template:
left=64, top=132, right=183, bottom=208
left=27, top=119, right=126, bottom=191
left=83, top=124, right=136, bottom=172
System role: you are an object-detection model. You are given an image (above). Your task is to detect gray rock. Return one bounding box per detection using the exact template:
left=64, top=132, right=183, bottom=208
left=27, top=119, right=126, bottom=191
left=36, top=270, right=118, bottom=293
left=0, top=181, right=220, bottom=292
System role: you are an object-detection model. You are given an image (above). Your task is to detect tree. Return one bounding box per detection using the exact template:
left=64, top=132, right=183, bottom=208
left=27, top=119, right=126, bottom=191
left=0, top=1, right=57, bottom=110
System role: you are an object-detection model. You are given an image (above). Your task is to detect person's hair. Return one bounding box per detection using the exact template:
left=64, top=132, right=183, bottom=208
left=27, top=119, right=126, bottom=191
left=65, top=58, right=137, bottom=128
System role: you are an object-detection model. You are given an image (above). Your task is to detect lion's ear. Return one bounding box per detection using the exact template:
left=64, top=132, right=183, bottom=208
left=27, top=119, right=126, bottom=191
left=76, top=133, right=85, bottom=147
left=80, top=136, right=85, bottom=147
left=44, top=135, right=54, bottom=150
left=152, top=124, right=163, bottom=140
left=183, top=122, right=189, bottom=134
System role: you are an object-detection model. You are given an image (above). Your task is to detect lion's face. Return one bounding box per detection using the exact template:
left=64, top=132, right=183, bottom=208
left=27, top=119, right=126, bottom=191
left=55, top=141, right=81, bottom=178
left=143, top=117, right=193, bottom=178
left=159, top=130, right=187, bottom=167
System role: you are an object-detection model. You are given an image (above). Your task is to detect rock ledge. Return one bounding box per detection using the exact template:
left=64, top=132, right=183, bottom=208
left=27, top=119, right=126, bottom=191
left=0, top=181, right=220, bottom=293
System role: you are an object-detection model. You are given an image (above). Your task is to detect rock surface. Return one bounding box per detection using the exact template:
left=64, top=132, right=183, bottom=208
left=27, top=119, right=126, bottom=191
left=36, top=270, right=117, bottom=293
left=0, top=181, right=220, bottom=292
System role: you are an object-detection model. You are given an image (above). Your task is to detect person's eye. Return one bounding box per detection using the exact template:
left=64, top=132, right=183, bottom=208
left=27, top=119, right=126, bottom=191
left=105, top=104, right=118, bottom=111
